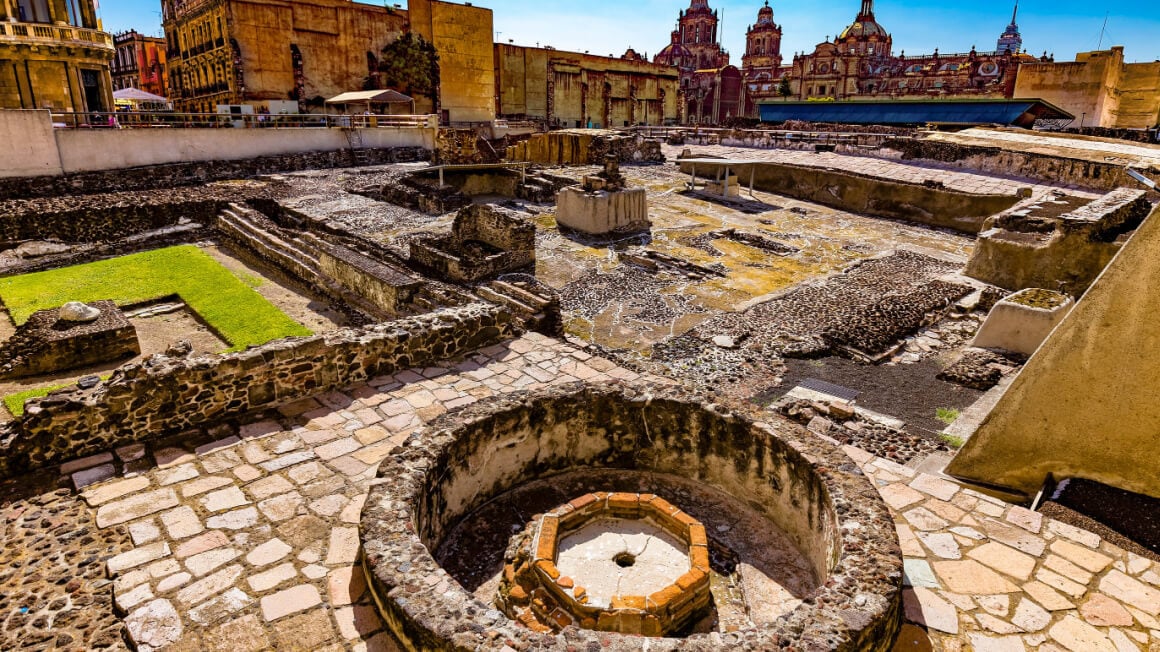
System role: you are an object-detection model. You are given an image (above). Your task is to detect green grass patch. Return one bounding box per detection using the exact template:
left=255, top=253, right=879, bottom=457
left=0, top=245, right=311, bottom=351
left=232, top=269, right=265, bottom=289
left=4, top=384, right=66, bottom=417
left=936, top=407, right=962, bottom=426
left=939, top=434, right=966, bottom=449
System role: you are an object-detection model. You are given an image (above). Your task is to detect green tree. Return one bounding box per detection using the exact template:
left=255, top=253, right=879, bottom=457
left=369, top=33, right=440, bottom=106
left=777, top=74, right=792, bottom=100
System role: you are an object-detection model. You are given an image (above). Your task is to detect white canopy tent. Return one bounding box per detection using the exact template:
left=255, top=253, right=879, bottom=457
left=113, top=87, right=171, bottom=110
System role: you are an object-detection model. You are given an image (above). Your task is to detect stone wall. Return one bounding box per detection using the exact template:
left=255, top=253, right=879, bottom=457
left=410, top=205, right=536, bottom=282
left=965, top=189, right=1155, bottom=294
left=881, top=138, right=1156, bottom=193
left=506, top=130, right=664, bottom=165
left=0, top=304, right=517, bottom=479
left=947, top=205, right=1160, bottom=500
left=0, top=146, right=429, bottom=201
left=679, top=159, right=1019, bottom=234
left=317, top=242, right=424, bottom=315
left=408, top=0, right=496, bottom=122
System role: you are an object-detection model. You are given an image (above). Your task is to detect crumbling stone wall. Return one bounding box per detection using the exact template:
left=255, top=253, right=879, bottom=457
left=410, top=205, right=536, bottom=282
left=882, top=139, right=1159, bottom=193
left=506, top=130, right=664, bottom=165
left=0, top=184, right=267, bottom=247
left=965, top=188, right=1155, bottom=294
left=0, top=147, right=430, bottom=201
left=0, top=301, right=140, bottom=379
left=361, top=383, right=903, bottom=651
left=679, top=160, right=1019, bottom=234
left=0, top=304, right=517, bottom=479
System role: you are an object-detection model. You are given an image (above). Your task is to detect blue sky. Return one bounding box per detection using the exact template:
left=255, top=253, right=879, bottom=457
left=99, top=0, right=1160, bottom=64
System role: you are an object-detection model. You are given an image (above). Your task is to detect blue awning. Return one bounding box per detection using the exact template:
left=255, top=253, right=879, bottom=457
left=757, top=99, right=1073, bottom=128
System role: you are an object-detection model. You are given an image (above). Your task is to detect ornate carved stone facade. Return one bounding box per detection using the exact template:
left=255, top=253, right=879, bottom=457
left=654, top=0, right=742, bottom=125
left=739, top=0, right=1043, bottom=118
left=111, top=31, right=168, bottom=98
left=161, top=0, right=406, bottom=113
left=0, top=0, right=113, bottom=112
left=740, top=1, right=784, bottom=117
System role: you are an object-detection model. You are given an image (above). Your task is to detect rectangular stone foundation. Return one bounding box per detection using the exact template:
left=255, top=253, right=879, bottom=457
left=2, top=300, right=140, bottom=379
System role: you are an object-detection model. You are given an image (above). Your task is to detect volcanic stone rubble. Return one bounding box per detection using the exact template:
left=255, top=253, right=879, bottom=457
left=651, top=250, right=967, bottom=390
left=779, top=399, right=952, bottom=464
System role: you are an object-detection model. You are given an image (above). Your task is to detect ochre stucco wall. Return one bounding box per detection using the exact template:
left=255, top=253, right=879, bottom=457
left=495, top=44, right=679, bottom=127
left=1014, top=47, right=1160, bottom=129
left=947, top=203, right=1160, bottom=499
left=409, top=0, right=495, bottom=123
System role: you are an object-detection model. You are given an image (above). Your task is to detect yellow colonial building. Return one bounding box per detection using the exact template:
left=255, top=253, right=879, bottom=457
left=0, top=0, right=114, bottom=112
left=495, top=44, right=680, bottom=128
left=161, top=0, right=407, bottom=113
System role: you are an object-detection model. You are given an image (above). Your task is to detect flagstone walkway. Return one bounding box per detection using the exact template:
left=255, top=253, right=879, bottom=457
left=9, top=332, right=1159, bottom=651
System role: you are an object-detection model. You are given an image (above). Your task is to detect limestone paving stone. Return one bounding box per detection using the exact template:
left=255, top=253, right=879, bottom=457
left=260, top=584, right=322, bottom=621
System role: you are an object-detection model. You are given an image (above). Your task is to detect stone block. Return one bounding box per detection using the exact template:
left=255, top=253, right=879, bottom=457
left=556, top=186, right=649, bottom=236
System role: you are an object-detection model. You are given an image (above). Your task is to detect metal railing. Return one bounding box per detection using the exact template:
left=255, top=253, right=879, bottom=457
left=0, top=21, right=113, bottom=48
left=48, top=111, right=437, bottom=130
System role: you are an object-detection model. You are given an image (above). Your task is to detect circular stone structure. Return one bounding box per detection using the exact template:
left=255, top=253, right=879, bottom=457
left=360, top=383, right=903, bottom=650
left=498, top=492, right=712, bottom=636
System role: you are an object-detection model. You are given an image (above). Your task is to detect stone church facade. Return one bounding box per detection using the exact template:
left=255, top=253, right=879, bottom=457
left=661, top=0, right=1046, bottom=122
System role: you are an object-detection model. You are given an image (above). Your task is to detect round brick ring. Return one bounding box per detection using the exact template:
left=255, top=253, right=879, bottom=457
left=360, top=382, right=903, bottom=650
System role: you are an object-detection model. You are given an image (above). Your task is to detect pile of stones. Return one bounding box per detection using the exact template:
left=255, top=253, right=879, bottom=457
left=779, top=399, right=952, bottom=464
left=937, top=348, right=1026, bottom=390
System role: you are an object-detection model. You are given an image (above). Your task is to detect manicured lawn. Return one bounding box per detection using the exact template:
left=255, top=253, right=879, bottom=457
left=0, top=245, right=312, bottom=351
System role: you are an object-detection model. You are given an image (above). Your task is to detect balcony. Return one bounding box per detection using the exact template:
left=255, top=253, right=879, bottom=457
left=0, top=21, right=114, bottom=51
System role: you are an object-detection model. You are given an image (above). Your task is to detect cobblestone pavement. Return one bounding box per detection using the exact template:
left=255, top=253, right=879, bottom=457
left=661, top=144, right=1104, bottom=199
left=0, top=472, right=133, bottom=651
left=22, top=333, right=1160, bottom=650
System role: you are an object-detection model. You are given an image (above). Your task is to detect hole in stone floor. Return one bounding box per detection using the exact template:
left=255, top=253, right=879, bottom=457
left=613, top=551, right=637, bottom=568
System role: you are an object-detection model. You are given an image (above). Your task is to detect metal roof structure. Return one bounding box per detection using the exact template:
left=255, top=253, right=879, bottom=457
left=325, top=89, right=414, bottom=105
left=756, top=98, right=1074, bottom=128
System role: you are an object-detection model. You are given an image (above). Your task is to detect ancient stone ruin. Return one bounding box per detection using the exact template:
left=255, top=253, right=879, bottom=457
left=361, top=384, right=902, bottom=650
left=506, top=129, right=665, bottom=166
left=377, top=164, right=573, bottom=215
left=0, top=300, right=139, bottom=379
left=556, top=155, right=651, bottom=235
left=966, top=188, right=1153, bottom=294
left=971, top=288, right=1073, bottom=355
left=410, top=204, right=536, bottom=282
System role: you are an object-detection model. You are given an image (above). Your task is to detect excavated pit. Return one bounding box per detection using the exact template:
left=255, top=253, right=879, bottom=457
left=360, top=383, right=903, bottom=651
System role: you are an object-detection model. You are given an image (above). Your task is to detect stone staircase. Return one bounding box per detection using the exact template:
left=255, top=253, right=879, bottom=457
left=476, top=277, right=563, bottom=337
left=216, top=205, right=391, bottom=320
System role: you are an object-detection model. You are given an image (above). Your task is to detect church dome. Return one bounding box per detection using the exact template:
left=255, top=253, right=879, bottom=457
left=756, top=1, right=775, bottom=26
left=839, top=0, right=888, bottom=40
left=839, top=19, right=888, bottom=40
